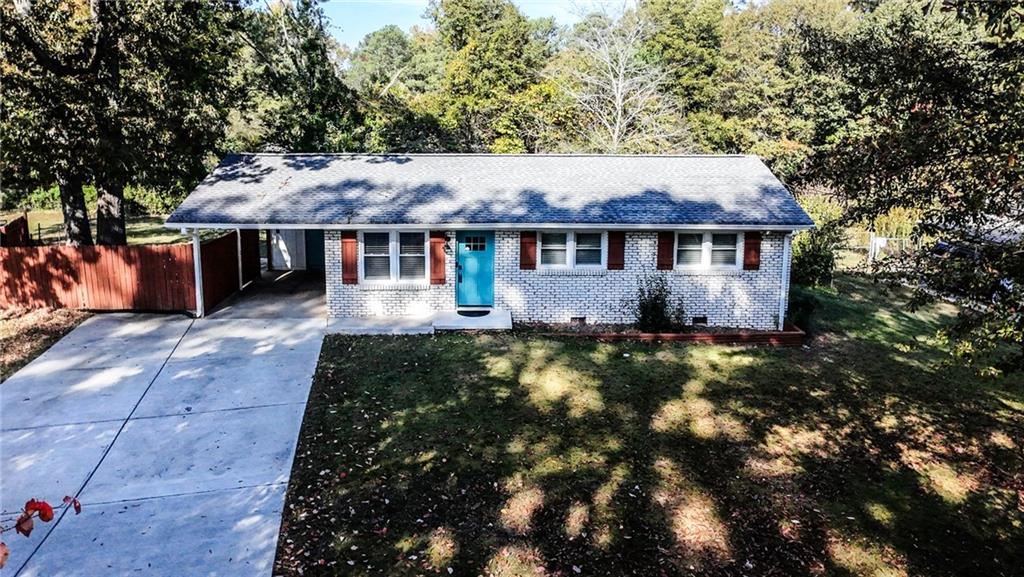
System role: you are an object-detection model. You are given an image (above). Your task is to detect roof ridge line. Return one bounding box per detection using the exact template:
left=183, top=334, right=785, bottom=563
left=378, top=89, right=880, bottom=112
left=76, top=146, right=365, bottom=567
left=227, top=152, right=756, bottom=159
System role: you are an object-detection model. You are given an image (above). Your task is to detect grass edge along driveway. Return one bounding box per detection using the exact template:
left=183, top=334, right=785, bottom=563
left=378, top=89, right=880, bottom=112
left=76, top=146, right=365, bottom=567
left=276, top=274, right=1024, bottom=577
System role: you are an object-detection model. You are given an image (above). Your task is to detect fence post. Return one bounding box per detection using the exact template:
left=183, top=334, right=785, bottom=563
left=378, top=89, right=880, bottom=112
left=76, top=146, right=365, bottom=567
left=192, top=229, right=205, bottom=318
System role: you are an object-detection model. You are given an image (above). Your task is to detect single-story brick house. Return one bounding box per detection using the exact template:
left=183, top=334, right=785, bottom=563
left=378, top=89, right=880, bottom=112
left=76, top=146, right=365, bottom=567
left=166, top=153, right=813, bottom=330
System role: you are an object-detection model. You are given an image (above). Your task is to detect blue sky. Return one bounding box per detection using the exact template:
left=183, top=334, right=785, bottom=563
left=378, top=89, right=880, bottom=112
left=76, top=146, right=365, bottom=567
left=320, top=0, right=589, bottom=48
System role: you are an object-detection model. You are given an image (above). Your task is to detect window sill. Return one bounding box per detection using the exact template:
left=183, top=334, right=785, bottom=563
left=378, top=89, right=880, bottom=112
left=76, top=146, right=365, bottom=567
left=672, top=267, right=746, bottom=276
left=536, top=268, right=608, bottom=276
left=359, top=281, right=432, bottom=290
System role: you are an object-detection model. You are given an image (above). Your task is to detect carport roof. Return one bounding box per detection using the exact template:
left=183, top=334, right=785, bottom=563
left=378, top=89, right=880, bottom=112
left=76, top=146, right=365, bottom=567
left=166, top=153, right=814, bottom=229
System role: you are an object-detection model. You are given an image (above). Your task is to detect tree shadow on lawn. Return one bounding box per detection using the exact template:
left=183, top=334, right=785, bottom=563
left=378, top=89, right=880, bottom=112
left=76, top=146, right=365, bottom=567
left=275, top=281, right=1023, bottom=576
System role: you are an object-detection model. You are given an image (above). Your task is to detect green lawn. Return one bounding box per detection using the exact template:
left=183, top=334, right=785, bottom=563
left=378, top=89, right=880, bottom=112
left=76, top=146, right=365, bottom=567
left=1, top=210, right=192, bottom=245
left=276, top=275, right=1024, bottom=577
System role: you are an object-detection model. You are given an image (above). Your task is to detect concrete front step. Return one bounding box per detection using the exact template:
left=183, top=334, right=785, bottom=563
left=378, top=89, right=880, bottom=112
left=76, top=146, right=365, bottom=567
left=327, top=309, right=513, bottom=335
left=432, top=309, right=513, bottom=331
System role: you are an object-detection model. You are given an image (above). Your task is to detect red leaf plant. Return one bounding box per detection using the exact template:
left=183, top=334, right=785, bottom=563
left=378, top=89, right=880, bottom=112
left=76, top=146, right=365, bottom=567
left=0, top=496, right=82, bottom=569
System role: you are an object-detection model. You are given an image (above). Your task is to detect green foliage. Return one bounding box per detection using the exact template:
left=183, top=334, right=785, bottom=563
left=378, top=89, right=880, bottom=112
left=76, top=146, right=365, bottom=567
left=625, top=273, right=686, bottom=332
left=346, top=25, right=412, bottom=95
left=713, top=0, right=854, bottom=179
left=3, top=181, right=186, bottom=217
left=2, top=0, right=242, bottom=243
left=641, top=0, right=726, bottom=112
left=785, top=288, right=819, bottom=333
left=122, top=183, right=190, bottom=216
left=359, top=98, right=452, bottom=152
left=430, top=0, right=554, bottom=150
left=232, top=0, right=359, bottom=152
left=2, top=184, right=95, bottom=212
left=6, top=0, right=1023, bottom=361
left=805, top=0, right=1024, bottom=364
left=871, top=206, right=922, bottom=239
left=791, top=187, right=846, bottom=286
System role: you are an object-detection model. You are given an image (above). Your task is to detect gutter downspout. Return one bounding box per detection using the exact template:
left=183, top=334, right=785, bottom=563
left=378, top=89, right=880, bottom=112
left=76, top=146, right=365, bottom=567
left=777, top=232, right=794, bottom=330
left=192, top=229, right=205, bottom=318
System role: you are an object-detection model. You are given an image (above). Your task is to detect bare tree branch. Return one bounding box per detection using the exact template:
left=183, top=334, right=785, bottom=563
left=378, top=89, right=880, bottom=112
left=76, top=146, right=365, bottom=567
left=551, top=8, right=691, bottom=153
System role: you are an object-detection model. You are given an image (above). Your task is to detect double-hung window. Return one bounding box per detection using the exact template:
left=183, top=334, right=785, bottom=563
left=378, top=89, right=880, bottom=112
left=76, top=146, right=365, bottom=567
left=676, top=233, right=703, bottom=266
left=710, top=234, right=738, bottom=266
left=539, top=231, right=606, bottom=268
left=675, top=232, right=741, bottom=269
left=398, top=232, right=426, bottom=280
left=540, top=232, right=569, bottom=266
left=360, top=231, right=428, bottom=282
left=362, top=232, right=392, bottom=280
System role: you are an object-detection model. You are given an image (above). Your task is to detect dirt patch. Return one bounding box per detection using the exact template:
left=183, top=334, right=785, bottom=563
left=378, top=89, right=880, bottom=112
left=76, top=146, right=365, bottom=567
left=0, top=307, right=90, bottom=382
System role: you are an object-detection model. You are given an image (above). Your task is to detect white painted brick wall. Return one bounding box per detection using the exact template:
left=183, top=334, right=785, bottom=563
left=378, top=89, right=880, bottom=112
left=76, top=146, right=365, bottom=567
left=324, top=230, right=456, bottom=317
left=325, top=229, right=791, bottom=330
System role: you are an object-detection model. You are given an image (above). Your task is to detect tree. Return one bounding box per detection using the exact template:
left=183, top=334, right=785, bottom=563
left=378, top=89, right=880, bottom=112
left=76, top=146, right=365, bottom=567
left=557, top=9, right=691, bottom=153
left=706, top=0, right=853, bottom=178
left=235, top=0, right=359, bottom=153
left=346, top=25, right=412, bottom=96
left=429, top=0, right=555, bottom=151
left=3, top=0, right=242, bottom=245
left=345, top=26, right=452, bottom=152
left=3, top=0, right=102, bottom=245
left=641, top=0, right=726, bottom=113
left=806, top=0, right=1024, bottom=365
left=790, top=184, right=845, bottom=287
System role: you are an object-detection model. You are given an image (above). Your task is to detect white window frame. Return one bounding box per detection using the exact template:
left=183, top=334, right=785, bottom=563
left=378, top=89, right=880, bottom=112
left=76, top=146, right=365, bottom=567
left=674, top=231, right=743, bottom=270
left=537, top=230, right=607, bottom=269
left=358, top=230, right=430, bottom=283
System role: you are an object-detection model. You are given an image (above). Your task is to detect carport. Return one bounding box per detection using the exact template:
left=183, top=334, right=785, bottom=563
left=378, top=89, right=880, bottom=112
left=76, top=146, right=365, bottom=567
left=207, top=269, right=326, bottom=319
left=181, top=227, right=326, bottom=318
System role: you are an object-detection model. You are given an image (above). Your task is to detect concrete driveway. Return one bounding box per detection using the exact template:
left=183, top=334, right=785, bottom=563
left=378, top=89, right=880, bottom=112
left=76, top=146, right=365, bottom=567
left=0, top=312, right=324, bottom=576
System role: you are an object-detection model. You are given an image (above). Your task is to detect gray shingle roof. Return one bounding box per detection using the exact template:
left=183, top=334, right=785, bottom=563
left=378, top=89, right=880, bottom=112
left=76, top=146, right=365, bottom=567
left=166, top=153, right=813, bottom=228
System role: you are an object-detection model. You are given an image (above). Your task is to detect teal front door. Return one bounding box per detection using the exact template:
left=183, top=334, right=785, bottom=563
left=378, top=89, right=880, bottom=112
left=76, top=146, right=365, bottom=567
left=456, top=231, right=494, bottom=307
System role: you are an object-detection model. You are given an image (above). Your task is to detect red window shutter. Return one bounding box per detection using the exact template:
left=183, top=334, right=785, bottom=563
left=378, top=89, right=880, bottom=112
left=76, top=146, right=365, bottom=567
left=341, top=231, right=358, bottom=284
left=743, top=231, right=762, bottom=270
left=520, top=231, right=537, bottom=270
left=429, top=231, right=446, bottom=284
left=656, top=231, right=674, bottom=270
left=607, top=231, right=625, bottom=270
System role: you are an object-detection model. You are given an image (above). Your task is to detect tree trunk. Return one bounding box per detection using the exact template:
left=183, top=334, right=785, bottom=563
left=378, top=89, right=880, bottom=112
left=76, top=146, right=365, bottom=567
left=96, top=179, right=127, bottom=245
left=57, top=172, right=93, bottom=246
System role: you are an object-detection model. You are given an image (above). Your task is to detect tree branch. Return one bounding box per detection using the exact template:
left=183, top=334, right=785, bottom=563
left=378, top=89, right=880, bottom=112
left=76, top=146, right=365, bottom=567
left=7, top=0, right=108, bottom=77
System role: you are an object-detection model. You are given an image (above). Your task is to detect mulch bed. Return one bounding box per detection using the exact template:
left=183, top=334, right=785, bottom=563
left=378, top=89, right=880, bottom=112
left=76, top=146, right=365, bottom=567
left=515, top=322, right=806, bottom=346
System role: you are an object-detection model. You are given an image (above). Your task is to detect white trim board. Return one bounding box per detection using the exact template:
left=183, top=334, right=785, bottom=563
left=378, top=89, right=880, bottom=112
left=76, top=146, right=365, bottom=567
left=170, top=222, right=814, bottom=232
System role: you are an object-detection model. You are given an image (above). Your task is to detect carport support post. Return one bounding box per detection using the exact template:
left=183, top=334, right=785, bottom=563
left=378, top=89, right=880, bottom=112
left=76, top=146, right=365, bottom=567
left=236, top=228, right=244, bottom=290
left=192, top=229, right=205, bottom=318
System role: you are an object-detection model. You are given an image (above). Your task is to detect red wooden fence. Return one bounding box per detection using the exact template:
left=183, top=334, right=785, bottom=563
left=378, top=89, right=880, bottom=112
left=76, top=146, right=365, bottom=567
left=0, top=215, right=31, bottom=247
left=240, top=229, right=261, bottom=285
left=0, top=244, right=196, bottom=310
left=200, top=232, right=240, bottom=312
left=1, top=230, right=265, bottom=314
